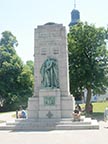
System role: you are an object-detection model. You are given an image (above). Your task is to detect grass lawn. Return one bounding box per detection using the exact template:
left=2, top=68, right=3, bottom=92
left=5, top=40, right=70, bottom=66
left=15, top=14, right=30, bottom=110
left=81, top=101, right=108, bottom=121
left=93, top=101, right=108, bottom=112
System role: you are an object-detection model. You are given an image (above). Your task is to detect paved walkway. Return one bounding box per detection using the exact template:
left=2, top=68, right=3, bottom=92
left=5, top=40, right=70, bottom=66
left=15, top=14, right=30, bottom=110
left=0, top=112, right=108, bottom=144
left=0, top=112, right=15, bottom=122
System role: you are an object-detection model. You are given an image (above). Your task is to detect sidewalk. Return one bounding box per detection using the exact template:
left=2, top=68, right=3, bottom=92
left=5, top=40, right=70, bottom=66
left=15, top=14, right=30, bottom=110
left=0, top=112, right=108, bottom=144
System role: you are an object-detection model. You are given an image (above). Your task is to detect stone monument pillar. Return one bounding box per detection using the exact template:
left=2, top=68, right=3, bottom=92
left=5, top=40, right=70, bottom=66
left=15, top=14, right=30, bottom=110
left=28, top=22, right=75, bottom=119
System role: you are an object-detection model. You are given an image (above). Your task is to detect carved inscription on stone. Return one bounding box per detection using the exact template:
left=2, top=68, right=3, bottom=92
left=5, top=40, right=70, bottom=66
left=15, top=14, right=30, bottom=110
left=44, top=96, right=55, bottom=106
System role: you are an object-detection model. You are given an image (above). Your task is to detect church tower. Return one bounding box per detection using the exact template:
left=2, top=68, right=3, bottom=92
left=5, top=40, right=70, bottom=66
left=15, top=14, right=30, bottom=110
left=69, top=0, right=80, bottom=26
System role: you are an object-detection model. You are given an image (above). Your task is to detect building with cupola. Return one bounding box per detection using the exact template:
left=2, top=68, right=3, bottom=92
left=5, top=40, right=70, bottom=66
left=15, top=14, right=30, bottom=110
left=69, top=0, right=80, bottom=26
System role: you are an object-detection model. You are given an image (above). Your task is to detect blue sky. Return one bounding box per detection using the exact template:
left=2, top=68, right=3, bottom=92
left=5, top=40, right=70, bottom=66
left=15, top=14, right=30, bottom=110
left=0, top=0, right=108, bottom=63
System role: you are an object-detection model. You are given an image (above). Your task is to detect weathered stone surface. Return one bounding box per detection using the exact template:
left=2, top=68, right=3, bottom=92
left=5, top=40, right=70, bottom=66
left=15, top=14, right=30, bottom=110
left=28, top=23, right=75, bottom=120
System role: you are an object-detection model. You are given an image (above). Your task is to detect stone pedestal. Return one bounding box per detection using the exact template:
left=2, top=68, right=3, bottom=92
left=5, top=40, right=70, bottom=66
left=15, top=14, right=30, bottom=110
left=27, top=97, right=39, bottom=119
left=61, top=96, right=75, bottom=118
left=28, top=89, right=75, bottom=119
left=39, top=89, right=61, bottom=118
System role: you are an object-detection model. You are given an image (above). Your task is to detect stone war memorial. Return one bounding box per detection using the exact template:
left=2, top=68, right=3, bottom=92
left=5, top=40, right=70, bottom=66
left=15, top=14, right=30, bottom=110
left=0, top=23, right=99, bottom=130
left=28, top=22, right=75, bottom=120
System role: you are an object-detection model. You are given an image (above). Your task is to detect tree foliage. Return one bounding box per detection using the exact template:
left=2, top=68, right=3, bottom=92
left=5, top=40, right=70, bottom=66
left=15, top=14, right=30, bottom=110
left=17, top=61, right=34, bottom=108
left=0, top=31, right=34, bottom=111
left=68, top=22, right=108, bottom=113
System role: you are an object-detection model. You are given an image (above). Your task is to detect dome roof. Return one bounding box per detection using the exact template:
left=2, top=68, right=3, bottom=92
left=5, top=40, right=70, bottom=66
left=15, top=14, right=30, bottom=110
left=72, top=9, right=80, bottom=13
left=71, top=9, right=80, bottom=19
left=69, top=8, right=80, bottom=26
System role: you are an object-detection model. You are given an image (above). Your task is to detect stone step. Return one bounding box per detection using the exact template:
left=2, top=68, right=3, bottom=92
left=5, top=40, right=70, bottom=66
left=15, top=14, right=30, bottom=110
left=0, top=123, right=99, bottom=131
left=6, top=117, right=91, bottom=126
left=0, top=117, right=99, bottom=131
left=56, top=124, right=99, bottom=130
left=6, top=121, right=91, bottom=126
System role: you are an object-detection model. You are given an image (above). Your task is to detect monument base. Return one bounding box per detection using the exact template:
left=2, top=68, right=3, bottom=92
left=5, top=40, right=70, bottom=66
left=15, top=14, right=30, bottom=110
left=38, top=89, right=61, bottom=118
left=27, top=97, right=39, bottom=119
left=27, top=89, right=75, bottom=119
left=0, top=116, right=99, bottom=131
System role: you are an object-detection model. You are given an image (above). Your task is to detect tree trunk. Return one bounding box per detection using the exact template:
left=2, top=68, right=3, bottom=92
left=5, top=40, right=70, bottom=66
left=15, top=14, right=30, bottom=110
left=85, top=87, right=92, bottom=114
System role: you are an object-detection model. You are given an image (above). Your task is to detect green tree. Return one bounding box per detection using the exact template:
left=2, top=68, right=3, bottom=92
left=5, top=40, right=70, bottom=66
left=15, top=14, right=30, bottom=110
left=0, top=31, right=23, bottom=111
left=26, top=60, right=34, bottom=75
left=17, top=61, right=34, bottom=108
left=68, top=22, right=108, bottom=113
left=0, top=31, right=34, bottom=111
left=0, top=31, right=18, bottom=47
